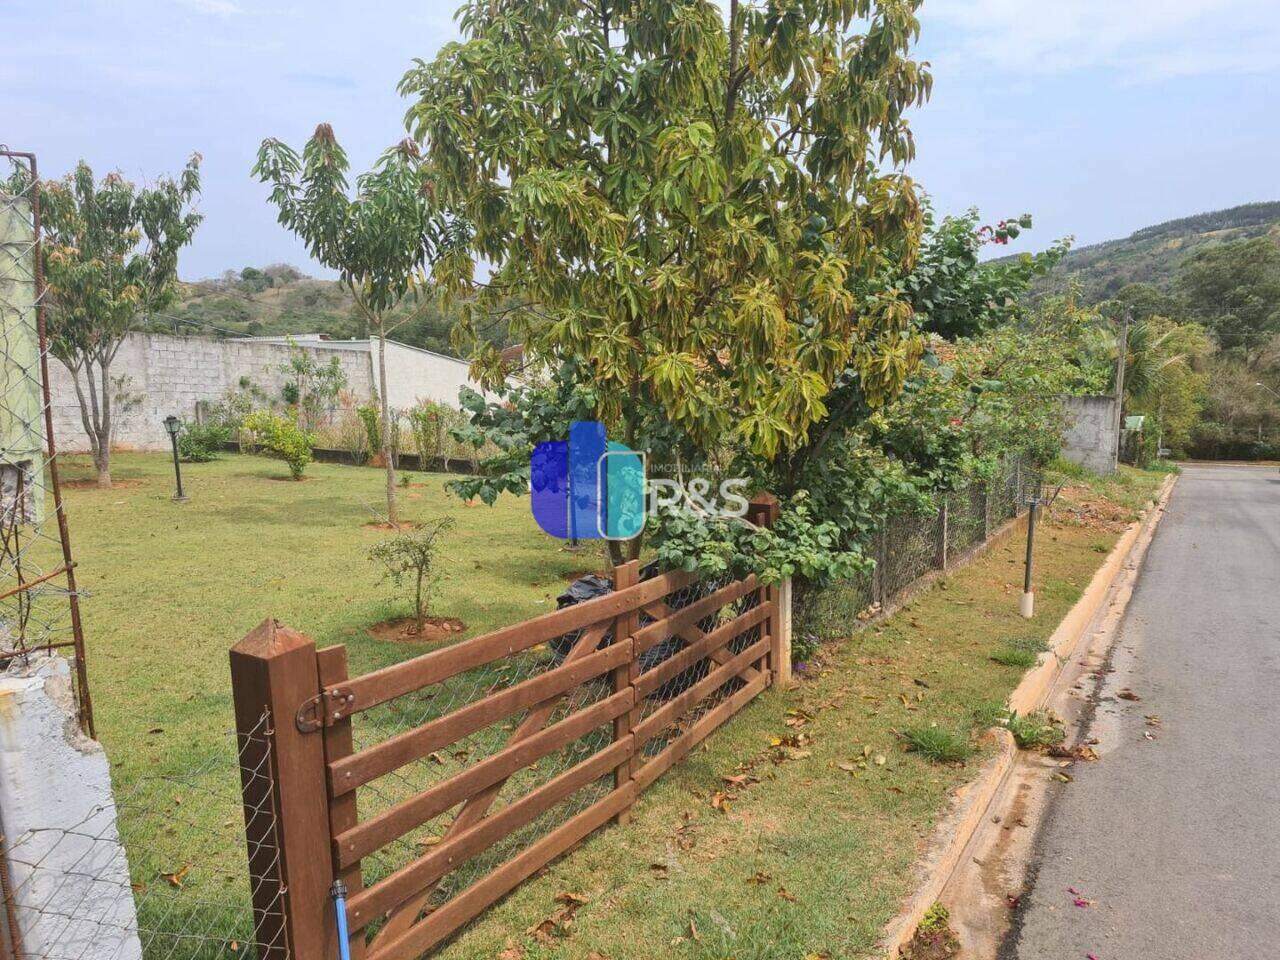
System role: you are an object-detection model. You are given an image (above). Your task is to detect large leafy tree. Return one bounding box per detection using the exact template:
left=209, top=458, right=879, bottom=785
left=904, top=209, right=1066, bottom=340
left=401, top=0, right=932, bottom=464
left=253, top=127, right=456, bottom=524
left=34, top=157, right=201, bottom=488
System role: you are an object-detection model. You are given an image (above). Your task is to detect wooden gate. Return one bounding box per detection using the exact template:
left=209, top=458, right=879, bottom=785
left=231, top=507, right=784, bottom=960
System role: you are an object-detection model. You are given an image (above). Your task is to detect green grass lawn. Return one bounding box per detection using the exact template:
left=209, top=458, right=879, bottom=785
left=53, top=451, right=590, bottom=955
left=49, top=451, right=1164, bottom=959
left=58, top=452, right=592, bottom=774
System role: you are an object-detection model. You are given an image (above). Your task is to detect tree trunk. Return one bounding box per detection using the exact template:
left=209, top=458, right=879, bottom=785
left=376, top=329, right=399, bottom=525
left=415, top=570, right=425, bottom=635
left=67, top=355, right=113, bottom=489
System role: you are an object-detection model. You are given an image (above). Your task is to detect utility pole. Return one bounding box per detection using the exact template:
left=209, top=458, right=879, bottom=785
left=1112, top=310, right=1130, bottom=469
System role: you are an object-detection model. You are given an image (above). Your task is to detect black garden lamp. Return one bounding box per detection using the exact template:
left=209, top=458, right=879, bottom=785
left=163, top=415, right=189, bottom=503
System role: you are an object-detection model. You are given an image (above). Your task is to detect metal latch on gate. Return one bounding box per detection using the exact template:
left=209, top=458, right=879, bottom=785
left=296, top=686, right=356, bottom=733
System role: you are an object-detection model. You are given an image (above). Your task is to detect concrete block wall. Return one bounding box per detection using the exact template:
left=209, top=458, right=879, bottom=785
left=1062, top=395, right=1119, bottom=476
left=47, top=333, right=496, bottom=454
left=48, top=333, right=376, bottom=453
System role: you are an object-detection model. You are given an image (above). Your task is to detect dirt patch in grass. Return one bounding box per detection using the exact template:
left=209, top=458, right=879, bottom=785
left=362, top=520, right=417, bottom=531
left=368, top=615, right=467, bottom=643
left=62, top=478, right=144, bottom=490
left=265, top=474, right=309, bottom=482
left=562, top=568, right=609, bottom=581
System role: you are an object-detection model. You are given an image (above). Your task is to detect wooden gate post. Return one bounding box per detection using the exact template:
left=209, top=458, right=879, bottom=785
left=231, top=619, right=336, bottom=960
left=747, top=494, right=786, bottom=686
left=611, top=560, right=641, bottom=825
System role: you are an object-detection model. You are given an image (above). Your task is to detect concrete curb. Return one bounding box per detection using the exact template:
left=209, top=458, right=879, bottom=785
left=878, top=472, right=1179, bottom=958
left=879, top=729, right=1019, bottom=956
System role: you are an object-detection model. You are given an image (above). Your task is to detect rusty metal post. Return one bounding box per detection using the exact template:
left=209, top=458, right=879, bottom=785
left=231, top=619, right=337, bottom=960
left=1, top=149, right=94, bottom=736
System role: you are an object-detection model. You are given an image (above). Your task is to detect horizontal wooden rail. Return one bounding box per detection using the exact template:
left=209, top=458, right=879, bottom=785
left=338, top=571, right=696, bottom=715
left=635, top=671, right=770, bottom=790
left=632, top=575, right=760, bottom=655
left=333, top=689, right=634, bottom=868
left=346, top=738, right=632, bottom=929
left=329, top=638, right=626, bottom=795
left=634, top=604, right=770, bottom=699
left=633, top=636, right=770, bottom=743
left=364, top=785, right=638, bottom=960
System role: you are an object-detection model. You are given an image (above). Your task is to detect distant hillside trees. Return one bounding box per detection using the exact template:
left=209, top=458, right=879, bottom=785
left=1178, top=237, right=1280, bottom=357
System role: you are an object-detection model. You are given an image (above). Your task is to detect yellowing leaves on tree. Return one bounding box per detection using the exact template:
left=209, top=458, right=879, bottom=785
left=402, top=0, right=931, bottom=459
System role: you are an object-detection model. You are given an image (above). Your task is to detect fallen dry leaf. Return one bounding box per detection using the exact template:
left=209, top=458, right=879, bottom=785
left=161, top=864, right=192, bottom=889
left=777, top=886, right=798, bottom=903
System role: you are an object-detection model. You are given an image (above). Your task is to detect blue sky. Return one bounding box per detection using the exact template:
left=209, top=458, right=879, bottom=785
left=6, top=0, right=1278, bottom=279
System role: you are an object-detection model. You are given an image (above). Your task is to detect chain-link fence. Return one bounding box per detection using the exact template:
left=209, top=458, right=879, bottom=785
left=794, top=455, right=1043, bottom=649
left=0, top=149, right=92, bottom=733
left=1, top=707, right=285, bottom=960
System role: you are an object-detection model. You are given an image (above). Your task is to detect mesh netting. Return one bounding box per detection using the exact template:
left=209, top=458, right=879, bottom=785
left=0, top=149, right=92, bottom=732
left=1, top=709, right=286, bottom=960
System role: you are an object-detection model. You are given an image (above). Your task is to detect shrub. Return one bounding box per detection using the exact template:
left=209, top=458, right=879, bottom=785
left=369, top=517, right=456, bottom=633
left=902, top=725, right=972, bottom=764
left=357, top=405, right=381, bottom=455
left=177, top=421, right=231, bottom=462
left=327, top=393, right=371, bottom=465
left=241, top=410, right=315, bottom=479
left=406, top=400, right=451, bottom=469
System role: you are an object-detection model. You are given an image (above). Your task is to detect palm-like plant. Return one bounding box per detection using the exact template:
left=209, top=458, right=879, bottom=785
left=1117, top=317, right=1206, bottom=403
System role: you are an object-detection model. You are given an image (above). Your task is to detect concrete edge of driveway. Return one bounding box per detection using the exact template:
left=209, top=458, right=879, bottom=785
left=877, top=471, right=1179, bottom=959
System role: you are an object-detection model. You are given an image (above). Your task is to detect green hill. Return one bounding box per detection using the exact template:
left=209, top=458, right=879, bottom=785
left=1034, top=201, right=1280, bottom=301
left=150, top=264, right=506, bottom=357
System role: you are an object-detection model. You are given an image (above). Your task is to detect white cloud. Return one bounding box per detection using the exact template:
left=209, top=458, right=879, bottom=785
left=178, top=0, right=243, bottom=15
left=923, top=0, right=1280, bottom=81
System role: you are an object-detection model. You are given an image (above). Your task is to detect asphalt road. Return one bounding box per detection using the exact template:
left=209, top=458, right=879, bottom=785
left=1002, top=464, right=1280, bottom=960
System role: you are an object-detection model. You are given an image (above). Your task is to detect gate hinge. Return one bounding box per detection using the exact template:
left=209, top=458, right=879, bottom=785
left=296, top=686, right=356, bottom=733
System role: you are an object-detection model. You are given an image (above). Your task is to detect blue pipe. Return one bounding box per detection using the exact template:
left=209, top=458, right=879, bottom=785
left=331, top=880, right=351, bottom=960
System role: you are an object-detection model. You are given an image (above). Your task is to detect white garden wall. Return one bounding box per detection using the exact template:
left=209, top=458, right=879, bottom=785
left=48, top=333, right=486, bottom=453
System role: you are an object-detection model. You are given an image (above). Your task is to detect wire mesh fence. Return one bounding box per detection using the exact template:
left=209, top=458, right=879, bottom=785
left=794, top=454, right=1043, bottom=649
left=0, top=707, right=285, bottom=960
left=0, top=149, right=92, bottom=734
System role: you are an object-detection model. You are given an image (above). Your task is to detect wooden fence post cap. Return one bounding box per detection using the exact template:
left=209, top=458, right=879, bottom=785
left=232, top=618, right=314, bottom=659
left=747, top=493, right=780, bottom=526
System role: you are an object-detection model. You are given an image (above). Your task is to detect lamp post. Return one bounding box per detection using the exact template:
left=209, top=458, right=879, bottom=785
left=163, top=415, right=188, bottom=503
